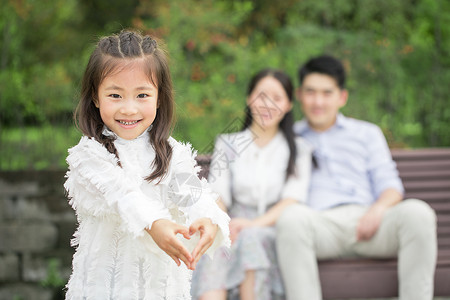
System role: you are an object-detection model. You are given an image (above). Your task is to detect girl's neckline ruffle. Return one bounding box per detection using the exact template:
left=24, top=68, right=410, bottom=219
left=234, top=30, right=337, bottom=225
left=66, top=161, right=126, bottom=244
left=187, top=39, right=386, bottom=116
left=101, top=125, right=152, bottom=144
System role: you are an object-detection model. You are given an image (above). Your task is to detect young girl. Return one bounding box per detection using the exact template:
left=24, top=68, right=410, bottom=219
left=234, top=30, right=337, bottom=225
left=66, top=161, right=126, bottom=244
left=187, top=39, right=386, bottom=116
left=64, top=30, right=230, bottom=300
left=191, top=69, right=312, bottom=300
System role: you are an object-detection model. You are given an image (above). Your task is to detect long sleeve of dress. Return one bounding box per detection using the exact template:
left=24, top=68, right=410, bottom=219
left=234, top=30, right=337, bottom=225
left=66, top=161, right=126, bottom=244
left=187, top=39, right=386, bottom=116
left=64, top=136, right=172, bottom=238
left=166, top=138, right=231, bottom=257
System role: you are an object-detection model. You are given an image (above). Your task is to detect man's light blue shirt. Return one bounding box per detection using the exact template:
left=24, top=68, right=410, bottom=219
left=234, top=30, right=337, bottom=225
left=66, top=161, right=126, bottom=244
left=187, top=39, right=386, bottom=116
left=294, top=114, right=404, bottom=211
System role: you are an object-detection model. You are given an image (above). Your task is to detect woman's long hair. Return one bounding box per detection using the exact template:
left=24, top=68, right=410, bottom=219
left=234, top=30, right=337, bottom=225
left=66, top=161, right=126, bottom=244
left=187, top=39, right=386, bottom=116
left=242, top=69, right=297, bottom=179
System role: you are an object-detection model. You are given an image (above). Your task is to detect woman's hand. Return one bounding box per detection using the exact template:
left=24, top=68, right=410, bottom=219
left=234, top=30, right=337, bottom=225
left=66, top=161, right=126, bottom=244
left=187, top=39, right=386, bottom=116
left=229, top=218, right=254, bottom=244
left=146, top=219, right=193, bottom=269
left=189, top=218, right=218, bottom=269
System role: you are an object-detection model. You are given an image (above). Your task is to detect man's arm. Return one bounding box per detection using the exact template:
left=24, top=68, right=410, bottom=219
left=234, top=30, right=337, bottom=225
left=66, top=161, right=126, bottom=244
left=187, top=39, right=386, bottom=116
left=356, top=122, right=404, bottom=241
left=357, top=188, right=402, bottom=241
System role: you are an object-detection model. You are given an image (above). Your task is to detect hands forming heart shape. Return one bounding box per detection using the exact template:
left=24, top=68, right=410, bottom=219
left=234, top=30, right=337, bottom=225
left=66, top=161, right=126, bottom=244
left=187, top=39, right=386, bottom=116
left=147, top=218, right=218, bottom=270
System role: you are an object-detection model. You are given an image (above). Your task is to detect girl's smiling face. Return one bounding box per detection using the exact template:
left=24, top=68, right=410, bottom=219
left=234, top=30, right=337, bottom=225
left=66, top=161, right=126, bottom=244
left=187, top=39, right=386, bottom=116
left=96, top=60, right=158, bottom=140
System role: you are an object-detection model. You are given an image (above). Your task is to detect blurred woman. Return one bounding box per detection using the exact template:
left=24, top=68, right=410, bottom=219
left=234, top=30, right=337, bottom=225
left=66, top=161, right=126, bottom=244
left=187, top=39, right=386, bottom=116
left=191, top=68, right=312, bottom=300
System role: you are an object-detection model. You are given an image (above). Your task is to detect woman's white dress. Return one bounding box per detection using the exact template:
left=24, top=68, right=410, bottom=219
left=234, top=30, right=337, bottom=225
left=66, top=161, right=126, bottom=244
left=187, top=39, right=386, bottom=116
left=64, top=129, right=230, bottom=300
left=191, top=129, right=311, bottom=299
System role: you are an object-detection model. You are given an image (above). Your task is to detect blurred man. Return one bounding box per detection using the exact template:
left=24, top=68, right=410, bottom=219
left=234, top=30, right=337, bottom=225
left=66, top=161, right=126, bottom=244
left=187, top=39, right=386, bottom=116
left=276, top=55, right=437, bottom=300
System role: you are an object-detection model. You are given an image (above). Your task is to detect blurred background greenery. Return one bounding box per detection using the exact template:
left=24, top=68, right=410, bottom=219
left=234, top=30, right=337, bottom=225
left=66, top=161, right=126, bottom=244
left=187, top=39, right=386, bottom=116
left=1, top=0, right=449, bottom=170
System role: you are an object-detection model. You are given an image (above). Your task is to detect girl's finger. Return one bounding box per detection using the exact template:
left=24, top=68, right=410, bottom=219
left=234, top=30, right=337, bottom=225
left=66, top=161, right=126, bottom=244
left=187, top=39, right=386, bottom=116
left=178, top=255, right=192, bottom=269
left=164, top=233, right=193, bottom=261
left=175, top=226, right=191, bottom=240
left=191, top=232, right=213, bottom=261
left=168, top=253, right=181, bottom=266
left=192, top=240, right=212, bottom=269
left=192, top=231, right=207, bottom=255
left=171, top=240, right=193, bottom=262
left=189, top=222, right=201, bottom=235
left=174, top=224, right=190, bottom=234
left=191, top=243, right=203, bottom=260
left=168, top=244, right=192, bottom=269
left=179, top=243, right=193, bottom=261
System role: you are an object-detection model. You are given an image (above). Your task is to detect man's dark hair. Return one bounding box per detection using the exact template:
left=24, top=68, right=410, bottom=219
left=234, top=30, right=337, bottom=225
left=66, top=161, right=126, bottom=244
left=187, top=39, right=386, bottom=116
left=298, top=55, right=346, bottom=89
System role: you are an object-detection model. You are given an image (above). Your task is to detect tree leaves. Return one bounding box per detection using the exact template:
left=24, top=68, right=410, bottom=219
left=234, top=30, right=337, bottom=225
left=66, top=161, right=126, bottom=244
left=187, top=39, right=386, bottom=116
left=1, top=0, right=449, bottom=170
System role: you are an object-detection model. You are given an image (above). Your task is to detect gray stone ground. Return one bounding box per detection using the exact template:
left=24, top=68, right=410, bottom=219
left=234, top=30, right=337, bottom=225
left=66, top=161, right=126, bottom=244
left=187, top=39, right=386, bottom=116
left=2, top=172, right=449, bottom=300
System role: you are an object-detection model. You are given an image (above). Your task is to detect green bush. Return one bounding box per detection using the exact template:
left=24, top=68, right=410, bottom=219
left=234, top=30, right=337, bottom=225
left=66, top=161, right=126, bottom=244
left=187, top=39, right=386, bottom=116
left=1, top=0, right=449, bottom=170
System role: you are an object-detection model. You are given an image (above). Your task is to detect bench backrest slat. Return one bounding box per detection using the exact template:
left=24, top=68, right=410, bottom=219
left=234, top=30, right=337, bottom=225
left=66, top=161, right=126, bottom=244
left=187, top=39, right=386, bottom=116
left=196, top=148, right=450, bottom=253
left=392, top=148, right=450, bottom=252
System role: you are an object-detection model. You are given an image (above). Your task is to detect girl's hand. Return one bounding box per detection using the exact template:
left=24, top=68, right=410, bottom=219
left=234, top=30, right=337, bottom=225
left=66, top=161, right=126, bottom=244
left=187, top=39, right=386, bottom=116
left=189, top=218, right=218, bottom=270
left=146, top=219, right=193, bottom=269
left=229, top=218, right=253, bottom=244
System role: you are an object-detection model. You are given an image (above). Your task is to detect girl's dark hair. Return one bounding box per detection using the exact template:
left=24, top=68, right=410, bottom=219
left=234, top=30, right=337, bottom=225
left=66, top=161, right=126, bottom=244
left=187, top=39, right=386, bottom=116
left=242, top=68, right=297, bottom=179
left=75, top=30, right=174, bottom=183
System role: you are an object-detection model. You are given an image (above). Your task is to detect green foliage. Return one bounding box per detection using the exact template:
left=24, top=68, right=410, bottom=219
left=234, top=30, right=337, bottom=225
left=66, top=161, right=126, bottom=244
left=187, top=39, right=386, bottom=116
left=0, top=126, right=80, bottom=170
left=1, top=0, right=449, bottom=170
left=40, top=258, right=65, bottom=288
left=0, top=0, right=83, bottom=126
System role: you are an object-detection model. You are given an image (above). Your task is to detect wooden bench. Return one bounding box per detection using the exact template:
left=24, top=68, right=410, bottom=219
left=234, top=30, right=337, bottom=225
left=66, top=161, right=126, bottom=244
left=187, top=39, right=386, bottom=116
left=196, top=148, right=450, bottom=299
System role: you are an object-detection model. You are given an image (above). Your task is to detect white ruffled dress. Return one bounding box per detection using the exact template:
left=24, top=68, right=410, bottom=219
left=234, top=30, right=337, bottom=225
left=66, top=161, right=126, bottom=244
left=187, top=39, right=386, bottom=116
left=64, top=129, right=230, bottom=300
